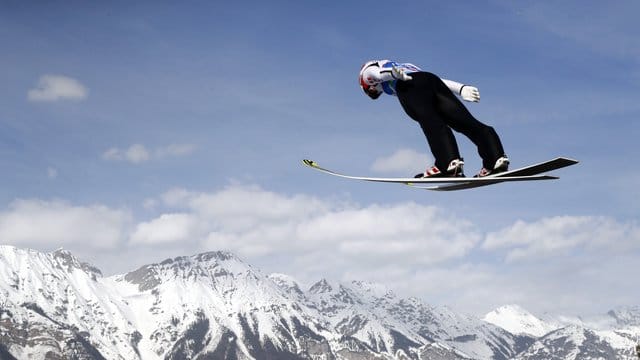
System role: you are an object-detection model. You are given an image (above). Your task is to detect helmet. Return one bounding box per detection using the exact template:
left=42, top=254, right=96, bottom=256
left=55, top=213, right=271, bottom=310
left=359, top=60, right=382, bottom=99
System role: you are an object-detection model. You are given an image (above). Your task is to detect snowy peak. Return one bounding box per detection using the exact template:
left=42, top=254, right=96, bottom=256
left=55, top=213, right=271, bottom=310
left=350, top=280, right=395, bottom=301
left=607, top=306, right=640, bottom=327
left=0, top=245, right=102, bottom=278
left=268, top=273, right=304, bottom=296
left=52, top=248, right=102, bottom=277
left=110, top=251, right=327, bottom=359
left=484, top=304, right=556, bottom=337
left=485, top=305, right=640, bottom=359
left=0, top=246, right=103, bottom=299
left=122, top=250, right=250, bottom=291
left=515, top=325, right=617, bottom=360
left=301, top=278, right=520, bottom=360
left=152, top=250, right=245, bottom=274
left=123, top=263, right=161, bottom=291
left=192, top=250, right=237, bottom=262
left=0, top=246, right=139, bottom=359
left=308, top=278, right=333, bottom=294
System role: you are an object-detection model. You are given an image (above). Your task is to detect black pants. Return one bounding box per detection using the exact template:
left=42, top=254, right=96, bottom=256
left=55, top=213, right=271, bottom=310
left=396, top=72, right=505, bottom=171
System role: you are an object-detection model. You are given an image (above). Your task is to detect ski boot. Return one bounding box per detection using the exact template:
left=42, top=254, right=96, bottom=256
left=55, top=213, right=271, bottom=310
left=415, top=159, right=465, bottom=178
left=474, top=156, right=510, bottom=177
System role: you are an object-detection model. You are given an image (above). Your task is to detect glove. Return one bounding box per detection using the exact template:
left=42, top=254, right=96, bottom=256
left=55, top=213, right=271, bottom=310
left=391, top=65, right=412, bottom=81
left=460, top=85, right=480, bottom=102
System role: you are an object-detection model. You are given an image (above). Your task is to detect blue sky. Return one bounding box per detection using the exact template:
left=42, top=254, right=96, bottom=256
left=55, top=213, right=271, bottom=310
left=1, top=1, right=638, bottom=316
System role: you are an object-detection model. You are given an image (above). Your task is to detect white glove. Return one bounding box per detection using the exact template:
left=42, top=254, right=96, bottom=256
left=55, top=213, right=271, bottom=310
left=391, top=65, right=412, bottom=81
left=460, top=85, right=480, bottom=102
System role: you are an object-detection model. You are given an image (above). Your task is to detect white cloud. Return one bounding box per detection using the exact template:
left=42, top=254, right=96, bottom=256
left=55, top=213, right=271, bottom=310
left=162, top=185, right=332, bottom=231
left=160, top=188, right=193, bottom=208
left=130, top=213, right=197, bottom=245
left=1, top=186, right=639, bottom=316
left=103, top=143, right=195, bottom=164
left=124, top=144, right=151, bottom=163
left=155, top=144, right=196, bottom=158
left=128, top=186, right=640, bottom=316
left=102, top=144, right=150, bottom=163
left=145, top=185, right=480, bottom=267
left=102, top=148, right=121, bottom=161
left=0, top=199, right=130, bottom=249
left=47, top=167, right=58, bottom=179
left=371, top=148, right=431, bottom=174
left=295, top=203, right=479, bottom=265
left=483, top=216, right=640, bottom=262
left=28, top=75, right=88, bottom=102
left=142, top=198, right=158, bottom=210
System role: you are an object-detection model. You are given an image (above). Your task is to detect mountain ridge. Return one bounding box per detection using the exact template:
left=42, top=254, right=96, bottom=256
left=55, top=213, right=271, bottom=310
left=0, top=245, right=638, bottom=359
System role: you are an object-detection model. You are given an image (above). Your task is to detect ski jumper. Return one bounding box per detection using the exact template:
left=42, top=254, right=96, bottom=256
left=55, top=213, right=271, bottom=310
left=359, top=60, right=506, bottom=172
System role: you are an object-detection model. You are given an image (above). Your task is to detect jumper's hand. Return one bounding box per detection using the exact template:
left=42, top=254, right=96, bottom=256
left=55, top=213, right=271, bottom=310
left=391, top=65, right=412, bottom=81
left=460, top=85, right=480, bottom=102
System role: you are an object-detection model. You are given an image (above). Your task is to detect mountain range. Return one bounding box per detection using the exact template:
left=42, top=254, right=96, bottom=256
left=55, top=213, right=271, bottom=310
left=0, top=245, right=637, bottom=359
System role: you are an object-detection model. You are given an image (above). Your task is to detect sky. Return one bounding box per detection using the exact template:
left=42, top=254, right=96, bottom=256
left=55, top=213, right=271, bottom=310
left=0, top=1, right=638, bottom=317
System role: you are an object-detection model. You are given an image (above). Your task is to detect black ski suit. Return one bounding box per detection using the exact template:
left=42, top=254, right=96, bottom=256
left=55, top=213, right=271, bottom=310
left=359, top=60, right=506, bottom=172
left=396, top=71, right=505, bottom=171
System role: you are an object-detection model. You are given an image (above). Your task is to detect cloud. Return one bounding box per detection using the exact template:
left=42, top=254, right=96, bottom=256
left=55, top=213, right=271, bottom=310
left=371, top=148, right=431, bottom=174
left=103, top=144, right=150, bottom=164
left=400, top=255, right=639, bottom=315
left=1, top=187, right=638, bottom=316
left=0, top=199, right=130, bottom=250
left=103, top=143, right=195, bottom=164
left=130, top=213, right=197, bottom=245
left=133, top=186, right=639, bottom=315
left=155, top=144, right=196, bottom=158
left=483, top=216, right=640, bottom=262
left=47, top=167, right=58, bottom=179
left=144, top=184, right=481, bottom=267
left=28, top=75, right=88, bottom=102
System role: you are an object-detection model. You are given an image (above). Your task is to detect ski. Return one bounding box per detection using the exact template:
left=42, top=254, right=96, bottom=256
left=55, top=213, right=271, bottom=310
left=413, top=157, right=579, bottom=191
left=301, top=157, right=577, bottom=189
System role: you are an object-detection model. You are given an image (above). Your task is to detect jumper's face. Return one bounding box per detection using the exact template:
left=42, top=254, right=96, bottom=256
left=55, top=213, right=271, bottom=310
left=360, top=79, right=382, bottom=99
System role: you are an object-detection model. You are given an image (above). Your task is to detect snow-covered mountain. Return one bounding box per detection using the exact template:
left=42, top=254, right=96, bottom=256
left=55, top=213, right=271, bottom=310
left=0, top=245, right=638, bottom=359
left=484, top=304, right=640, bottom=359
left=483, top=305, right=556, bottom=337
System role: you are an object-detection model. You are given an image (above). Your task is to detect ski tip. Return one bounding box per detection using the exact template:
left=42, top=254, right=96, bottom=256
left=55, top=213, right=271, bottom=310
left=302, top=159, right=318, bottom=168
left=557, top=156, right=580, bottom=165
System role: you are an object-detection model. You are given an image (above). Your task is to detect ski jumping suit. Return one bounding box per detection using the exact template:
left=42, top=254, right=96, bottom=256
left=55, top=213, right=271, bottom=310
left=359, top=60, right=506, bottom=172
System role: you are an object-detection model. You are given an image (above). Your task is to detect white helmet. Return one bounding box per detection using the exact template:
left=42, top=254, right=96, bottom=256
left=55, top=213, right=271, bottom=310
left=358, top=60, right=383, bottom=99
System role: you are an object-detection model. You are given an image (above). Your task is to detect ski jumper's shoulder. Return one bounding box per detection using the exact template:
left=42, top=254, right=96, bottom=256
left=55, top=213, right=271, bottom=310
left=380, top=61, right=422, bottom=73
left=384, top=62, right=420, bottom=96
left=371, top=60, right=423, bottom=96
